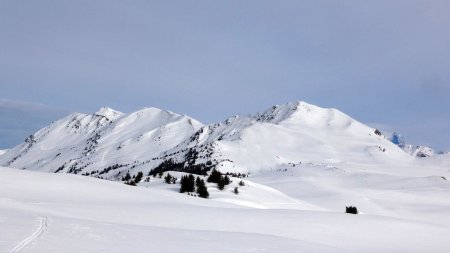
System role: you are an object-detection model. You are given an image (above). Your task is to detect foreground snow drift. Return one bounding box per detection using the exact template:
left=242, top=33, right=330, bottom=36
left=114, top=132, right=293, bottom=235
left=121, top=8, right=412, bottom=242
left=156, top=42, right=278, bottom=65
left=1, top=166, right=450, bottom=253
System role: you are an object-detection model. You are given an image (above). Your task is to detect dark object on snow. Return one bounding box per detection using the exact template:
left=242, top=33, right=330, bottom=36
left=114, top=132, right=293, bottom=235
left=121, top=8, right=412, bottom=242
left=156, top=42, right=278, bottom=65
left=164, top=173, right=173, bottom=184
left=134, top=171, right=144, bottom=183
left=346, top=206, right=358, bottom=214
left=196, top=177, right=209, bottom=198
left=207, top=169, right=231, bottom=190
left=180, top=174, right=195, bottom=193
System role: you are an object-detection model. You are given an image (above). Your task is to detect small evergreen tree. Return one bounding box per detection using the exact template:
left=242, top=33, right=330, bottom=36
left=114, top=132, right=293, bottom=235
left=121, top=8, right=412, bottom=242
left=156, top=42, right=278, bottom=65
left=233, top=187, right=239, bottom=194
left=238, top=180, right=245, bottom=186
left=180, top=175, right=188, bottom=193
left=207, top=169, right=222, bottom=183
left=217, top=178, right=225, bottom=190
left=196, top=176, right=202, bottom=187
left=196, top=177, right=209, bottom=198
left=135, top=171, right=144, bottom=183
left=223, top=175, right=230, bottom=185
left=164, top=173, right=173, bottom=184
left=187, top=174, right=195, bottom=192
left=346, top=206, right=358, bottom=214
left=123, top=172, right=131, bottom=181
left=180, top=174, right=195, bottom=193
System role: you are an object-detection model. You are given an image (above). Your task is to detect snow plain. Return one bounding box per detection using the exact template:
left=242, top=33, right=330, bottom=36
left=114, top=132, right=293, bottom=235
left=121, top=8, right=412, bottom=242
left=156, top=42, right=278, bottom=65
left=1, top=159, right=450, bottom=253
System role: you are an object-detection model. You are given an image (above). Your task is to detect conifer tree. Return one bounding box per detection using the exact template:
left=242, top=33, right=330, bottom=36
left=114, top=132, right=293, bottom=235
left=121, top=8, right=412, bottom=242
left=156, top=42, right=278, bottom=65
left=180, top=174, right=195, bottom=193
left=207, top=169, right=222, bottom=183
left=135, top=171, right=143, bottom=183
left=346, top=206, right=358, bottom=214
left=223, top=175, right=230, bottom=185
left=217, top=178, right=225, bottom=190
left=196, top=177, right=209, bottom=198
left=187, top=174, right=195, bottom=192
left=164, top=173, right=173, bottom=184
left=196, top=176, right=202, bottom=187
left=123, top=172, right=131, bottom=181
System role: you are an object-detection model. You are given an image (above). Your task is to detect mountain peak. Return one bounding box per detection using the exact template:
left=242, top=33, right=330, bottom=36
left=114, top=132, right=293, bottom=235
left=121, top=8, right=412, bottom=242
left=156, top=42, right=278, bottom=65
left=132, top=107, right=181, bottom=119
left=94, top=107, right=124, bottom=120
left=137, top=107, right=173, bottom=114
left=255, top=100, right=321, bottom=124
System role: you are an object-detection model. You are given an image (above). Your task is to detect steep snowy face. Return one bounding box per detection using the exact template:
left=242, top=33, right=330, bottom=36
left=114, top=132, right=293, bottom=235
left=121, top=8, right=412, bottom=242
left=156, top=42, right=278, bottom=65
left=177, top=101, right=412, bottom=173
left=0, top=110, right=120, bottom=168
left=94, top=107, right=124, bottom=121
left=0, top=107, right=203, bottom=178
left=0, top=101, right=413, bottom=178
left=86, top=107, right=203, bottom=170
left=254, top=101, right=304, bottom=124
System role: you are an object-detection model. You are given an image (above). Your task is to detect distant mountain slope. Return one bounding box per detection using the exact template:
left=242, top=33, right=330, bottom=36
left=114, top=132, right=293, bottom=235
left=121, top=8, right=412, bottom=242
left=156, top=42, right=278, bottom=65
left=171, top=101, right=411, bottom=173
left=389, top=132, right=437, bottom=157
left=0, top=107, right=203, bottom=178
left=0, top=101, right=412, bottom=179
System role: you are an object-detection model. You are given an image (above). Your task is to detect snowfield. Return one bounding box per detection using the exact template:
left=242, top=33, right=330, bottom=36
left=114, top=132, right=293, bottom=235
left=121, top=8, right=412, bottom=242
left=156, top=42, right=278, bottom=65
left=1, top=101, right=450, bottom=252
left=1, top=162, right=450, bottom=252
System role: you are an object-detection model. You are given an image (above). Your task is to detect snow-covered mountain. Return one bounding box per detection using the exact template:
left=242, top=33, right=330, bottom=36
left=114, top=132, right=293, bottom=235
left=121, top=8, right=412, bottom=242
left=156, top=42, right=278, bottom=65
left=390, top=132, right=437, bottom=157
left=0, top=101, right=412, bottom=180
left=0, top=149, right=8, bottom=156
left=174, top=101, right=411, bottom=172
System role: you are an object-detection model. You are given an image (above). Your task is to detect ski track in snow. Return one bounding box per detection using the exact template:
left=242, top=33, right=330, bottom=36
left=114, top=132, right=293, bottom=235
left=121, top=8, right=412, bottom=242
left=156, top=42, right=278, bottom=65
left=11, top=216, right=47, bottom=253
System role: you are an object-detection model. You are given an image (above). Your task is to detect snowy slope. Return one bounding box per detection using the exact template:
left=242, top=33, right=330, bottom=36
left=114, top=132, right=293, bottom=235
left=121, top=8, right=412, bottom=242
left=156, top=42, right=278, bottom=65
left=1, top=164, right=450, bottom=253
left=0, top=101, right=414, bottom=179
left=0, top=149, right=7, bottom=156
left=0, top=107, right=202, bottom=179
left=402, top=144, right=436, bottom=157
left=176, top=101, right=412, bottom=173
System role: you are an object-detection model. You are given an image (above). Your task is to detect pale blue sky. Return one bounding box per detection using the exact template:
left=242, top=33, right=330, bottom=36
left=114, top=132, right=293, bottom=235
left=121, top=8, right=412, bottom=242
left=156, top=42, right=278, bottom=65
left=1, top=1, right=449, bottom=150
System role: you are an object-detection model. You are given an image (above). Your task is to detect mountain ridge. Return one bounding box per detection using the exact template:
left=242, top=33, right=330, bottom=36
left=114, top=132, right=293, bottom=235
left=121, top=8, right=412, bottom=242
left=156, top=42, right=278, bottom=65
left=389, top=132, right=439, bottom=158
left=0, top=101, right=413, bottom=180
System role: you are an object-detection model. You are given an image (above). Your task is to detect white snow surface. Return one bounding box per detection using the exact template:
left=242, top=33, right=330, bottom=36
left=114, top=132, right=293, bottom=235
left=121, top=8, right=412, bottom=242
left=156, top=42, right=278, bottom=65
left=1, top=101, right=450, bottom=252
left=0, top=149, right=7, bottom=156
left=1, top=162, right=450, bottom=252
left=402, top=144, right=436, bottom=157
